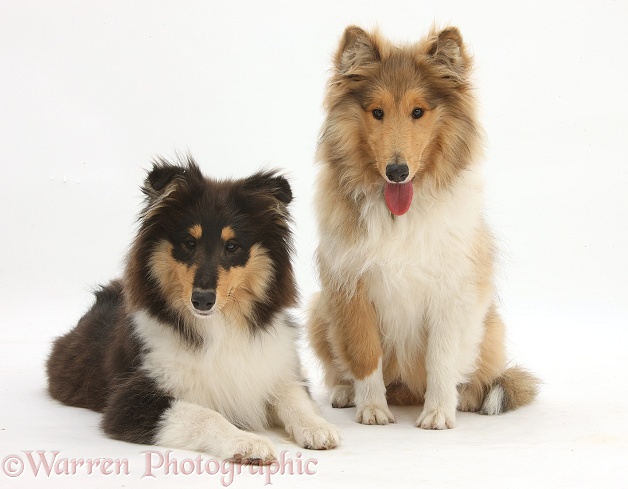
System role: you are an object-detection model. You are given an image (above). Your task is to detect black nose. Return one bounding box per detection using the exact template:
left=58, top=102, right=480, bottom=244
left=386, top=163, right=409, bottom=183
left=191, top=288, right=216, bottom=312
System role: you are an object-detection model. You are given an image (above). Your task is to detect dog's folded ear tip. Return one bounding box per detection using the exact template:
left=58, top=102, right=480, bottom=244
left=243, top=172, right=293, bottom=205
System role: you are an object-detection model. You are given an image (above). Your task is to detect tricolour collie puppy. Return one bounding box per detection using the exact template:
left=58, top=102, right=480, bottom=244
left=308, top=26, right=539, bottom=429
left=47, top=158, right=338, bottom=462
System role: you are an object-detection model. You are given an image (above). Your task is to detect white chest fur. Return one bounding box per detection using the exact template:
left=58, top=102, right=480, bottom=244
left=319, top=171, right=486, bottom=363
left=133, top=310, right=300, bottom=431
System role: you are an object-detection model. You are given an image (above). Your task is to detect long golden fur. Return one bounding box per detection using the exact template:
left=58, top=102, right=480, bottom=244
left=308, top=25, right=538, bottom=429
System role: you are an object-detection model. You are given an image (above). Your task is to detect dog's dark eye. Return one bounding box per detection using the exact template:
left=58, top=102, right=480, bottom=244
left=225, top=241, right=239, bottom=253
left=412, top=107, right=424, bottom=119
left=372, top=108, right=384, bottom=120
left=184, top=238, right=196, bottom=250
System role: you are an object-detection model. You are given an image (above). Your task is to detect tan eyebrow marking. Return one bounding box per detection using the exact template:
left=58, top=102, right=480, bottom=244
left=189, top=224, right=202, bottom=240
left=221, top=226, right=235, bottom=241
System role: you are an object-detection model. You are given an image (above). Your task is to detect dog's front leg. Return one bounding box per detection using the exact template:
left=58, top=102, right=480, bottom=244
left=103, top=373, right=277, bottom=463
left=417, top=299, right=473, bottom=430
left=272, top=382, right=339, bottom=449
left=330, top=280, right=395, bottom=425
left=154, top=400, right=278, bottom=463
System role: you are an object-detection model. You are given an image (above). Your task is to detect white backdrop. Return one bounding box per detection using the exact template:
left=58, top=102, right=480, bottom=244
left=1, top=1, right=627, bottom=488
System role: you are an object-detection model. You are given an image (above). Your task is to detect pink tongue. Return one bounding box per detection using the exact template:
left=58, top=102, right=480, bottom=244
left=384, top=182, right=413, bottom=216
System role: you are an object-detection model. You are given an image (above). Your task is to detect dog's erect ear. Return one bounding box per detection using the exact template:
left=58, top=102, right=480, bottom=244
left=424, top=27, right=471, bottom=82
left=146, top=161, right=186, bottom=194
left=243, top=172, right=292, bottom=205
left=335, top=26, right=380, bottom=75
left=141, top=158, right=190, bottom=215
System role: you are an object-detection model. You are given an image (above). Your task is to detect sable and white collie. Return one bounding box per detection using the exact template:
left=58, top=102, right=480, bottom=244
left=308, top=26, right=539, bottom=429
left=47, top=158, right=338, bottom=463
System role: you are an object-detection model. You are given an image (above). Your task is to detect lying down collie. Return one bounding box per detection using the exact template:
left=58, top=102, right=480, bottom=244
left=47, top=158, right=338, bottom=463
left=308, top=26, right=539, bottom=429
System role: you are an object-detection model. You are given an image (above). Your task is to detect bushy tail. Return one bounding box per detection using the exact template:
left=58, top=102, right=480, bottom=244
left=480, top=366, right=540, bottom=415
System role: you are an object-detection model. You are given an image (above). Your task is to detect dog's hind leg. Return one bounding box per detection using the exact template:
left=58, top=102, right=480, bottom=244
left=47, top=280, right=125, bottom=412
left=307, top=294, right=354, bottom=408
left=310, top=281, right=394, bottom=425
left=457, top=306, right=538, bottom=414
left=457, top=305, right=506, bottom=412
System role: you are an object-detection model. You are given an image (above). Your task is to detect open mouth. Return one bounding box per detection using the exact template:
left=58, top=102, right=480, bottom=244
left=384, top=181, right=413, bottom=216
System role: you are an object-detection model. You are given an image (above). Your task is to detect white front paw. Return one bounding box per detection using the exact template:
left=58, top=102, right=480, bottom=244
left=228, top=433, right=278, bottom=465
left=356, top=403, right=395, bottom=425
left=291, top=419, right=340, bottom=450
left=416, top=407, right=456, bottom=430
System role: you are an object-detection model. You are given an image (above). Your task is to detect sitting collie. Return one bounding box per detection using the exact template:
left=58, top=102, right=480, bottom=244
left=47, top=158, right=339, bottom=463
left=307, top=26, right=539, bottom=429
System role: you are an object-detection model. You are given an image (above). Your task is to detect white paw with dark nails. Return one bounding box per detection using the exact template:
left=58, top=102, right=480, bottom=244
left=356, top=403, right=395, bottom=425
left=291, top=420, right=340, bottom=450
left=416, top=407, right=455, bottom=430
left=228, top=433, right=277, bottom=465
left=330, top=384, right=355, bottom=408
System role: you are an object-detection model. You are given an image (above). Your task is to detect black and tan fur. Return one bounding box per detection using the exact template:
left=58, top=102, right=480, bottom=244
left=48, top=157, right=338, bottom=462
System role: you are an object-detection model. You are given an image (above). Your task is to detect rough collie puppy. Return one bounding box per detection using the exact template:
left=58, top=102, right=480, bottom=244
left=47, top=158, right=338, bottom=463
left=308, top=26, right=539, bottom=429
